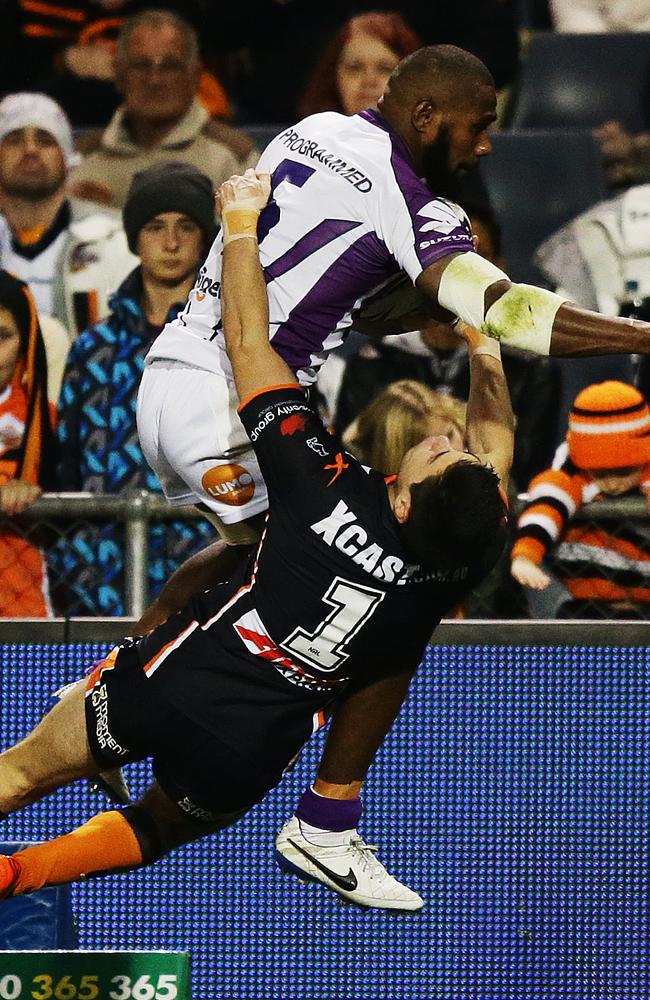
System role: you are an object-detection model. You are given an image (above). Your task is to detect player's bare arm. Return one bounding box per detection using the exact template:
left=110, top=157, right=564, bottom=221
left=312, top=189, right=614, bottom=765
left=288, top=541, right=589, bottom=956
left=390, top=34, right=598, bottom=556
left=417, top=252, right=650, bottom=358
left=455, top=322, right=514, bottom=489
left=217, top=171, right=299, bottom=404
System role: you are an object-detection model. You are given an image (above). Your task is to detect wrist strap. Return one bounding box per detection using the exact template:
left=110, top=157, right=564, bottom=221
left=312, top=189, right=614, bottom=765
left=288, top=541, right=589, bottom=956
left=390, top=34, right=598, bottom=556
left=472, top=340, right=501, bottom=360
left=221, top=207, right=260, bottom=245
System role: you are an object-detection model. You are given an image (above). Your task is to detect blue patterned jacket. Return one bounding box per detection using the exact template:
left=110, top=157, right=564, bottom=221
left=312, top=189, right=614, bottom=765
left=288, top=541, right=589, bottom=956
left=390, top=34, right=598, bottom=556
left=53, top=267, right=213, bottom=615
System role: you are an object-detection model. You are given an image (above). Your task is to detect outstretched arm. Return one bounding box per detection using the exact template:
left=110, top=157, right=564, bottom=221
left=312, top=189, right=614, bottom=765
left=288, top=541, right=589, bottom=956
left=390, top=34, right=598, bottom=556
left=217, top=171, right=299, bottom=403
left=456, top=322, right=515, bottom=489
left=416, top=251, right=650, bottom=358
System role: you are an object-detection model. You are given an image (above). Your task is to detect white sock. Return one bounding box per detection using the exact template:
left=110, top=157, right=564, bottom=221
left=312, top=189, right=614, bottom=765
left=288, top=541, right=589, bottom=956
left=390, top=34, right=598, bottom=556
left=298, top=818, right=357, bottom=848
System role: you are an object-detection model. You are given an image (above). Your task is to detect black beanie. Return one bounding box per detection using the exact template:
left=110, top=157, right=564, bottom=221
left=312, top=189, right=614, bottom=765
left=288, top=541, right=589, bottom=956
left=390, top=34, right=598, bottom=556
left=123, top=161, right=218, bottom=253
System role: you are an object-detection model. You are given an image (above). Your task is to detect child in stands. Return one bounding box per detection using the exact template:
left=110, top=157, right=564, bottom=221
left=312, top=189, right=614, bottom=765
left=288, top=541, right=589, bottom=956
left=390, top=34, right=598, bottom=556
left=512, top=380, right=650, bottom=618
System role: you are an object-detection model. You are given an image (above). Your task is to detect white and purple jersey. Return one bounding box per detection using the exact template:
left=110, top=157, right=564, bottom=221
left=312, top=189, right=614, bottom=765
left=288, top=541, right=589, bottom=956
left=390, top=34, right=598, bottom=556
left=146, top=109, right=474, bottom=384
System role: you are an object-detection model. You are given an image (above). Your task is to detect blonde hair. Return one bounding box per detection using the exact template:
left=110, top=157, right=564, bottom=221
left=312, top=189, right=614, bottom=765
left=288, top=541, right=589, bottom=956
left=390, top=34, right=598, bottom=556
left=343, top=380, right=466, bottom=472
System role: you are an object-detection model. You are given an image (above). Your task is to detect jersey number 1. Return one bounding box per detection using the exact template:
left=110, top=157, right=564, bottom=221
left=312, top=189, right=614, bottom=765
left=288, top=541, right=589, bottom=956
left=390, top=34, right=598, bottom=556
left=282, top=576, right=384, bottom=672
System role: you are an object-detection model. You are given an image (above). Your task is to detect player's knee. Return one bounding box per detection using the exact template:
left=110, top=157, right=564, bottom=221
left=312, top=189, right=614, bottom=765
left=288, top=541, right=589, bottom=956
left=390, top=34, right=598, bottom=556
left=0, top=749, right=40, bottom=810
left=121, top=804, right=165, bottom=865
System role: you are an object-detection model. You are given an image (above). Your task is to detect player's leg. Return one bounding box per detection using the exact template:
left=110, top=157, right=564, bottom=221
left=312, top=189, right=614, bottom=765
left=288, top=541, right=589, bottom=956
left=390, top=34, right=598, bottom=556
left=137, top=362, right=269, bottom=534
left=134, top=530, right=260, bottom=635
left=276, top=666, right=424, bottom=911
left=0, top=779, right=241, bottom=899
left=0, top=677, right=101, bottom=818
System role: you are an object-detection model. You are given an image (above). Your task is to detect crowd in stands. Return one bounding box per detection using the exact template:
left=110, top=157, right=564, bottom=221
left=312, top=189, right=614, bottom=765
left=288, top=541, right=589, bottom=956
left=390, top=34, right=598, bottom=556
left=0, top=0, right=650, bottom=619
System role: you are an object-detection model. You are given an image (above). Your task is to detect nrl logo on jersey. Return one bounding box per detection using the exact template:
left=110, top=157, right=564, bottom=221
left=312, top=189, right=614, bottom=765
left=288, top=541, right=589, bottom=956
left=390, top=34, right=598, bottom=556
left=417, top=199, right=464, bottom=235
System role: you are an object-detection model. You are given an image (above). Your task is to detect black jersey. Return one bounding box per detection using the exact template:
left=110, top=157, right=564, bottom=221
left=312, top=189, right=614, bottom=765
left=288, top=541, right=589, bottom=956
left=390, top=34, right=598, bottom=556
left=138, top=385, right=506, bottom=737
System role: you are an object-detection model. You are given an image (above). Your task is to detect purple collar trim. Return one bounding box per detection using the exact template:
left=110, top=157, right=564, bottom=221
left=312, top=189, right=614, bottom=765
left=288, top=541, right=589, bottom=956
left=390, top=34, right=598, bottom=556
left=357, top=108, right=414, bottom=166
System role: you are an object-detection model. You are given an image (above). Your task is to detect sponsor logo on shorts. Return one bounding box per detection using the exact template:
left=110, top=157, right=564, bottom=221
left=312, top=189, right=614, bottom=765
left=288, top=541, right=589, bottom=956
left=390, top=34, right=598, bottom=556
left=202, top=463, right=255, bottom=505
left=90, top=682, right=129, bottom=757
left=281, top=414, right=306, bottom=436
left=177, top=796, right=219, bottom=823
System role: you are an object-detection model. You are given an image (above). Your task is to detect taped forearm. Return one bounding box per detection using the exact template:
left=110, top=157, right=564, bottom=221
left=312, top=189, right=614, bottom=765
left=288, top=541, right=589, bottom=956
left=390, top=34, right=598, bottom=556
left=437, top=252, right=568, bottom=356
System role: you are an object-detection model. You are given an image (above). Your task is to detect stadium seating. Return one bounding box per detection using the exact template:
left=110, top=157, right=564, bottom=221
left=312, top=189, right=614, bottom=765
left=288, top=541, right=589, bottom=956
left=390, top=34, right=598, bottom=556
left=510, top=32, right=650, bottom=131
left=480, top=129, right=606, bottom=283
left=242, top=123, right=291, bottom=155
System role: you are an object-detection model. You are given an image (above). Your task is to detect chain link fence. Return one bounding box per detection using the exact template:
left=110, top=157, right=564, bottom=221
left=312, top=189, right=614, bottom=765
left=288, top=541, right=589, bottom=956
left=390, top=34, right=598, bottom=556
left=0, top=491, right=212, bottom=619
left=0, top=492, right=648, bottom=620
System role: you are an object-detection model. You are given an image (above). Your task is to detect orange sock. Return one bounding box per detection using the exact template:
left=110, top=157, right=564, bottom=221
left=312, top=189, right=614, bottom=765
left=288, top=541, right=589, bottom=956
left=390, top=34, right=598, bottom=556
left=8, top=810, right=143, bottom=896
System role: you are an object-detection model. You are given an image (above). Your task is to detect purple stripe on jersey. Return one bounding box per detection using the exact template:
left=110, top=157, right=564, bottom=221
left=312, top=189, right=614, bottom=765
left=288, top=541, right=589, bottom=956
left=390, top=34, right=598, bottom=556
left=271, top=231, right=400, bottom=371
left=360, top=108, right=476, bottom=271
left=265, top=218, right=362, bottom=282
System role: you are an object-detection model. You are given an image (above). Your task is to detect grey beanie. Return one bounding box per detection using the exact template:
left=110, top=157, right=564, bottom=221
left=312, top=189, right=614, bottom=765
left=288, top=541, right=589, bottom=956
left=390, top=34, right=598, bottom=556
left=123, top=161, right=217, bottom=252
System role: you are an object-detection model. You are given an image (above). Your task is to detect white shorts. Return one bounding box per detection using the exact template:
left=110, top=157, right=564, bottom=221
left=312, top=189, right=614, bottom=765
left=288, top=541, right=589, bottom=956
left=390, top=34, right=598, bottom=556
left=137, top=360, right=269, bottom=525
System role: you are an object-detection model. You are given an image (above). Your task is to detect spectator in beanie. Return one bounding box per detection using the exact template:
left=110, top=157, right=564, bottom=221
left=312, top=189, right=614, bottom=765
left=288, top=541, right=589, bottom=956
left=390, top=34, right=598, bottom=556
left=0, top=92, right=136, bottom=339
left=52, top=161, right=217, bottom=615
left=512, top=380, right=650, bottom=619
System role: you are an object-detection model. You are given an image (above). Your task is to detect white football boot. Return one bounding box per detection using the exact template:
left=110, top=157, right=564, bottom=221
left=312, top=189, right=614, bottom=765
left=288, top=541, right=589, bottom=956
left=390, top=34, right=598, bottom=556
left=275, top=815, right=423, bottom=911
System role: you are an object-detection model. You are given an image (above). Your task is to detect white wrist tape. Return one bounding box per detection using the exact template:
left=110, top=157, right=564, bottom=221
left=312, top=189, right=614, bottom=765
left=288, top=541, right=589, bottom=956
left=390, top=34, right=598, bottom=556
left=483, top=284, right=567, bottom=356
left=437, top=252, right=509, bottom=329
left=471, top=340, right=501, bottom=360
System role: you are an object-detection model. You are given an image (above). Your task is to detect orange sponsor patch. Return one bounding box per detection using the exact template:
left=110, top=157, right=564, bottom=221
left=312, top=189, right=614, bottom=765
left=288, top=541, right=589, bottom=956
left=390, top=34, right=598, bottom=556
left=202, top=463, right=255, bottom=505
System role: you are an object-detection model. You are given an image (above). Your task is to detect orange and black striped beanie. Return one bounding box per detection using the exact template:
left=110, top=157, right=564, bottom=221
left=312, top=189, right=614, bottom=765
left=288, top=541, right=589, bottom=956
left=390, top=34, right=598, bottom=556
left=567, top=380, right=650, bottom=470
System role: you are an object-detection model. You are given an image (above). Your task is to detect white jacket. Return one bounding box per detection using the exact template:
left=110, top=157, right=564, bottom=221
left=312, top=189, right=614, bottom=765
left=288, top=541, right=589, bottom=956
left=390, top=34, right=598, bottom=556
left=534, top=184, right=650, bottom=315
left=0, top=198, right=138, bottom=340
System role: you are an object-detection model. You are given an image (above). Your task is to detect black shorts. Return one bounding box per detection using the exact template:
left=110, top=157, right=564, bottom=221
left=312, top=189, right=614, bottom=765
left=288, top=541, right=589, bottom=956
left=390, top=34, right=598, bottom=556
left=84, top=640, right=329, bottom=821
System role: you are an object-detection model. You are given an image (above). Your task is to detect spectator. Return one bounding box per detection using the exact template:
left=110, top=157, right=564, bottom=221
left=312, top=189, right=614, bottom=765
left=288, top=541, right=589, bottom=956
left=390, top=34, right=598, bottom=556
left=512, top=380, right=650, bottom=619
left=70, top=9, right=255, bottom=209
left=217, top=1, right=518, bottom=123
left=299, top=11, right=421, bottom=118
left=2, top=1, right=229, bottom=127
left=549, top=0, right=650, bottom=31
left=535, top=181, right=650, bottom=317
left=0, top=92, right=137, bottom=339
left=343, top=377, right=527, bottom=618
left=329, top=201, right=560, bottom=491
left=343, top=379, right=465, bottom=469
left=53, top=162, right=216, bottom=615
left=0, top=270, right=58, bottom=617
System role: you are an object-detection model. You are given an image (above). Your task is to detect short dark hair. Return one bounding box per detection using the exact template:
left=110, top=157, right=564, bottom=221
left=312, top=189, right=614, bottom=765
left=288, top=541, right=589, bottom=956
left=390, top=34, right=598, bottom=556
left=399, top=460, right=506, bottom=569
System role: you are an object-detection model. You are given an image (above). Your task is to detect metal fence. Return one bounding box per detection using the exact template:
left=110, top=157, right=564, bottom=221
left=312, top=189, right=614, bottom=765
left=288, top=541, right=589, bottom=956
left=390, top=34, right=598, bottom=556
left=3, top=490, right=207, bottom=619
left=0, top=491, right=649, bottom=620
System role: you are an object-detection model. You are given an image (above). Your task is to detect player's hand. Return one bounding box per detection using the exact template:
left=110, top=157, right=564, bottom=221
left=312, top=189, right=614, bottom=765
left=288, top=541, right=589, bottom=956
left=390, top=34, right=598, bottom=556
left=0, top=479, right=42, bottom=515
left=216, top=169, right=271, bottom=216
left=511, top=555, right=551, bottom=590
left=453, top=321, right=501, bottom=358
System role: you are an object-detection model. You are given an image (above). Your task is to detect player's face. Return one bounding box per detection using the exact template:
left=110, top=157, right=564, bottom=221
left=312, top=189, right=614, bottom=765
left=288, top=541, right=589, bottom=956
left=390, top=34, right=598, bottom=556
left=138, top=212, right=204, bottom=286
left=0, top=127, right=66, bottom=200
left=336, top=33, right=400, bottom=115
left=0, top=307, right=22, bottom=393
left=397, top=435, right=480, bottom=491
left=421, top=84, right=496, bottom=193
left=118, top=23, right=199, bottom=122
left=587, top=466, right=645, bottom=495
